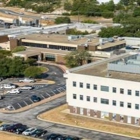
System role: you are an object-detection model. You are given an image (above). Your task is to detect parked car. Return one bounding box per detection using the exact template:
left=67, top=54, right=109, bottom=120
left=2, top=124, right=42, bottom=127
left=65, top=137, right=80, bottom=140
left=31, top=95, right=41, bottom=102
left=6, top=89, right=21, bottom=94
left=30, top=129, right=47, bottom=137
left=19, top=85, right=33, bottom=90
left=0, top=124, right=11, bottom=131
left=46, top=134, right=61, bottom=140
left=55, top=135, right=66, bottom=140
left=5, top=123, right=23, bottom=132
left=22, top=127, right=37, bottom=136
left=15, top=125, right=28, bottom=134
left=19, top=78, right=35, bottom=83
left=0, top=84, right=17, bottom=89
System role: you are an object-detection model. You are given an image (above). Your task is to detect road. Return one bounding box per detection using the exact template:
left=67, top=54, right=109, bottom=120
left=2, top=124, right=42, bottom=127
left=0, top=96, right=137, bottom=140
left=0, top=64, right=137, bottom=140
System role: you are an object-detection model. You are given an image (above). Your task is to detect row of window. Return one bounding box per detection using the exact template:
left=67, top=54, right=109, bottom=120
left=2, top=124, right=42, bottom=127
left=73, top=94, right=139, bottom=110
left=73, top=81, right=140, bottom=96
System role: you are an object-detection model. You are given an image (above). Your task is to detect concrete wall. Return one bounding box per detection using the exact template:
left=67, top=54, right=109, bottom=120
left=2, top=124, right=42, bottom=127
left=0, top=35, right=9, bottom=43
left=125, top=37, right=140, bottom=46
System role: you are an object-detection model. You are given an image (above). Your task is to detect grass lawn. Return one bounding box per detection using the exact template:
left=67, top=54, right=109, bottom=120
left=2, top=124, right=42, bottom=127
left=0, top=131, right=36, bottom=140
left=38, top=66, right=49, bottom=73
left=39, top=104, right=140, bottom=138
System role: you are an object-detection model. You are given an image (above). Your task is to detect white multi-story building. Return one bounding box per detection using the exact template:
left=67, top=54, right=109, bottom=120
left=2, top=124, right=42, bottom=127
left=64, top=52, right=140, bottom=125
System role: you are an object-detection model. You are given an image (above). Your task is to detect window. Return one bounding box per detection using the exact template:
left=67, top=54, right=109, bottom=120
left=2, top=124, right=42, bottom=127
left=80, top=82, right=83, bottom=88
left=73, top=81, right=76, bottom=87
left=112, top=87, right=116, bottom=93
left=120, top=88, right=124, bottom=94
left=135, top=104, right=139, bottom=110
left=120, top=101, right=124, bottom=107
left=87, top=96, right=90, bottom=101
left=80, top=95, right=83, bottom=100
left=93, top=97, right=97, bottom=103
left=135, top=91, right=139, bottom=96
left=86, top=83, right=90, bottom=89
left=101, top=86, right=109, bottom=92
left=101, top=98, right=109, bottom=104
left=112, top=100, right=116, bottom=106
left=93, top=84, right=97, bottom=90
left=127, top=103, right=131, bottom=108
left=73, top=94, right=76, bottom=99
left=128, top=90, right=131, bottom=95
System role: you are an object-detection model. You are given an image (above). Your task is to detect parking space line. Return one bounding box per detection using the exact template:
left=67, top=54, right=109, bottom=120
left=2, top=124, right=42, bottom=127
left=11, top=105, right=15, bottom=110
left=46, top=93, right=50, bottom=97
left=57, top=89, right=61, bottom=93
left=51, top=91, right=55, bottom=95
left=17, top=103, right=22, bottom=108
left=40, top=94, right=45, bottom=99
left=29, top=99, right=34, bottom=103
left=23, top=100, right=28, bottom=106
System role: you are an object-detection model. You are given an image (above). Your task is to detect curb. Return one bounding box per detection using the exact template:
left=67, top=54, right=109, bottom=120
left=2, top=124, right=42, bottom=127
left=37, top=115, right=140, bottom=140
left=0, top=92, right=66, bottom=114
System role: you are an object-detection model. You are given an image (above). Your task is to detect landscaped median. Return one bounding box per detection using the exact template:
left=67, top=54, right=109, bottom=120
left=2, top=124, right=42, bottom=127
left=38, top=104, right=140, bottom=139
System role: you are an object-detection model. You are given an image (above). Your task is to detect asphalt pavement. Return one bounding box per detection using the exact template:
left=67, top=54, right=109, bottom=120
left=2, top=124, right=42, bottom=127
left=0, top=64, right=138, bottom=140
left=0, top=64, right=66, bottom=109
left=0, top=96, right=137, bottom=140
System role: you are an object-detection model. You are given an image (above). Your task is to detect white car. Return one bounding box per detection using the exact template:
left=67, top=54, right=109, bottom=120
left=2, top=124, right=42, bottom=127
left=7, top=89, right=21, bottom=94
left=0, top=84, right=17, bottom=89
left=19, top=78, right=35, bottom=83
left=19, top=85, right=33, bottom=90
left=22, top=127, right=37, bottom=136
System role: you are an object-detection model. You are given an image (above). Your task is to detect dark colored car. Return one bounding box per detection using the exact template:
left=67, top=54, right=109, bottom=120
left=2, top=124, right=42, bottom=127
left=0, top=124, right=11, bottom=131
left=46, top=134, right=61, bottom=140
left=30, top=129, right=47, bottom=137
left=5, top=123, right=23, bottom=132
left=55, top=135, right=66, bottom=140
left=31, top=95, right=41, bottom=102
left=65, top=137, right=80, bottom=140
left=15, top=125, right=28, bottom=134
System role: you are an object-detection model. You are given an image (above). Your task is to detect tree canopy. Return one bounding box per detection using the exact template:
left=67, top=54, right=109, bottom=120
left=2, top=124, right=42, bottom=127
left=24, top=66, right=43, bottom=78
left=0, top=52, right=45, bottom=78
left=55, top=17, right=71, bottom=24
left=65, top=50, right=92, bottom=68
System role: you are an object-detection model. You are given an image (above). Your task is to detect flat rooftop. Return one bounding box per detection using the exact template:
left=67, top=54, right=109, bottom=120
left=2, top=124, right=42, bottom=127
left=18, top=33, right=126, bottom=48
left=13, top=47, right=70, bottom=56
left=70, top=52, right=140, bottom=82
left=18, top=33, right=99, bottom=46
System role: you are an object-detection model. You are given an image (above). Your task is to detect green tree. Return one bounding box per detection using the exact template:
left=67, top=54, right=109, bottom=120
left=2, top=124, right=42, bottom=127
left=65, top=50, right=92, bottom=68
left=55, top=17, right=71, bottom=24
left=133, top=7, right=140, bottom=17
left=24, top=66, right=43, bottom=78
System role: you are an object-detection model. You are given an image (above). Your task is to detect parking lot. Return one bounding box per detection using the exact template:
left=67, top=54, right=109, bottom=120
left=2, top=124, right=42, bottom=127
left=0, top=122, right=81, bottom=140
left=0, top=64, right=66, bottom=110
